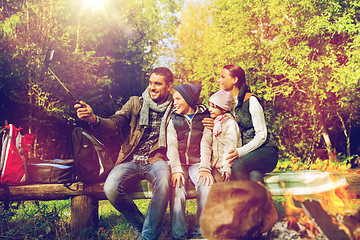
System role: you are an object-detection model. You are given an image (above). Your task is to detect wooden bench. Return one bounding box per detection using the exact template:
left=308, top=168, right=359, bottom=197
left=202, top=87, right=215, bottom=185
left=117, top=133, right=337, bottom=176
left=0, top=180, right=198, bottom=237
left=1, top=174, right=359, bottom=237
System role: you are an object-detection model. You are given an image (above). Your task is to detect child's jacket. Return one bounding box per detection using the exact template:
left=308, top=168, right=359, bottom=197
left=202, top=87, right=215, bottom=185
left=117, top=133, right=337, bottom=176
left=166, top=105, right=212, bottom=174
left=212, top=112, right=242, bottom=174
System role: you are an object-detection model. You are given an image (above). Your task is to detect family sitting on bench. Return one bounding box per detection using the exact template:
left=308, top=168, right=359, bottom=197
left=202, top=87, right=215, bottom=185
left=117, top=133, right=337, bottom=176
left=75, top=65, right=278, bottom=240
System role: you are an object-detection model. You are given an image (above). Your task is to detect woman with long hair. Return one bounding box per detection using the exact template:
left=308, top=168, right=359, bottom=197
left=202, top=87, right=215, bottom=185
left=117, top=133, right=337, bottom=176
left=204, top=64, right=278, bottom=182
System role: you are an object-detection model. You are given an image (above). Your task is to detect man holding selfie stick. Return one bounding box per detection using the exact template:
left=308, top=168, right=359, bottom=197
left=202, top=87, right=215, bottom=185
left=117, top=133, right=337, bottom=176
left=75, top=67, right=173, bottom=240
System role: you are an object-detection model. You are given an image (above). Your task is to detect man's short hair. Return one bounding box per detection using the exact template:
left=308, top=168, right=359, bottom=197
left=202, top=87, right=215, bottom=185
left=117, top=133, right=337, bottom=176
left=150, top=67, right=173, bottom=84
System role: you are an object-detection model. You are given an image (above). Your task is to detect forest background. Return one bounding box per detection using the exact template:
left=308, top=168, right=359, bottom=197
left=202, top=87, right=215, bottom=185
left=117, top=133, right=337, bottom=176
left=1, top=0, right=360, bottom=169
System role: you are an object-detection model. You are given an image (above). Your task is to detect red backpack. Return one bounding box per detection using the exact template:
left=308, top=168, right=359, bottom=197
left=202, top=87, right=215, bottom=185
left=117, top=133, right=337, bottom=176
left=0, top=124, right=34, bottom=185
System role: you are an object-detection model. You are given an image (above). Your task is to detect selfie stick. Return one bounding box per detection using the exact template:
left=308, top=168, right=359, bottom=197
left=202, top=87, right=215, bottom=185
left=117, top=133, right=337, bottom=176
left=47, top=67, right=78, bottom=103
left=44, top=50, right=80, bottom=104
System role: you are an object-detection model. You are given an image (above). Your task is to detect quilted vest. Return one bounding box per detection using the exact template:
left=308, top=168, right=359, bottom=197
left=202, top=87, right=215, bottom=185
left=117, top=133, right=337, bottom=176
left=171, top=105, right=210, bottom=165
left=234, top=96, right=276, bottom=147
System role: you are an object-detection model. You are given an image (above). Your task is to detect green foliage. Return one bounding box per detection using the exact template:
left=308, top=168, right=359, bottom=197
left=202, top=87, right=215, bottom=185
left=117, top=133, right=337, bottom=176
left=0, top=0, right=182, bottom=159
left=275, top=153, right=354, bottom=172
left=2, top=0, right=358, bottom=163
left=169, top=0, right=360, bottom=164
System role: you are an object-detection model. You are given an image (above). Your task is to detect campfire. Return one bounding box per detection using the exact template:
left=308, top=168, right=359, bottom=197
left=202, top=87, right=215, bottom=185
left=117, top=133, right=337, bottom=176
left=199, top=170, right=360, bottom=240
left=274, top=174, right=360, bottom=240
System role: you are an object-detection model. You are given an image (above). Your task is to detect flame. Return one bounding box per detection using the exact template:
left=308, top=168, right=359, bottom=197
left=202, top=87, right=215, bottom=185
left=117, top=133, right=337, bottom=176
left=283, top=194, right=303, bottom=216
left=283, top=193, right=318, bottom=238
left=315, top=189, right=345, bottom=215
left=313, top=184, right=357, bottom=216
left=281, top=174, right=359, bottom=239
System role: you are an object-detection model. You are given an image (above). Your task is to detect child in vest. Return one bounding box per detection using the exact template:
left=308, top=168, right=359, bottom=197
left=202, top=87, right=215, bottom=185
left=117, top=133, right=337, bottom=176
left=166, top=83, right=213, bottom=240
left=208, top=90, right=242, bottom=182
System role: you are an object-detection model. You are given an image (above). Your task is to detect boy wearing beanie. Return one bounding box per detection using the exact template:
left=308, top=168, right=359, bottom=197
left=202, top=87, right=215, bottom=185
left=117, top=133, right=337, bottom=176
left=208, top=90, right=242, bottom=182
left=166, top=83, right=213, bottom=240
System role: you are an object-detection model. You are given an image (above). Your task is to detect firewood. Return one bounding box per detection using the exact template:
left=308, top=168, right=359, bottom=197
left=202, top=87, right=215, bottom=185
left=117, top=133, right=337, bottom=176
left=301, top=199, right=351, bottom=240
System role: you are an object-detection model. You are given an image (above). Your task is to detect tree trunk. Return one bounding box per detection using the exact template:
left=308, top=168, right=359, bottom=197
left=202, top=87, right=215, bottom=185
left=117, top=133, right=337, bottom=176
left=322, top=132, right=336, bottom=161
left=75, top=7, right=81, bottom=53
left=314, top=98, right=336, bottom=161
left=337, top=111, right=351, bottom=157
left=25, top=0, right=37, bottom=158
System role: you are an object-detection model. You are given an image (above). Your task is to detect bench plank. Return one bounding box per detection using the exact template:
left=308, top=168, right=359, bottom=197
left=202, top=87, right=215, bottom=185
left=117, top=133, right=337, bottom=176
left=0, top=180, right=198, bottom=201
left=1, top=174, right=359, bottom=202
left=0, top=182, right=106, bottom=201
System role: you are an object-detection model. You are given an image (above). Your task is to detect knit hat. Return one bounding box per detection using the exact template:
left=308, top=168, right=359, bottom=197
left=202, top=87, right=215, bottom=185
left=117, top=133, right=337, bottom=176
left=209, top=90, right=233, bottom=111
left=174, top=84, right=202, bottom=109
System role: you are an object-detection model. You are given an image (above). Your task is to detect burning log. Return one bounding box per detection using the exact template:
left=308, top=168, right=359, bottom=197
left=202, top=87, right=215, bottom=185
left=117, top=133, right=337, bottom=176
left=301, top=199, right=352, bottom=240
left=200, top=181, right=278, bottom=240
left=256, top=170, right=360, bottom=239
left=339, top=210, right=360, bottom=239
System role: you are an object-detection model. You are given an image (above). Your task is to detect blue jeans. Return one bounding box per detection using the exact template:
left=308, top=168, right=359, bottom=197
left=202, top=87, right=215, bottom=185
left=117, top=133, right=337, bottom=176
left=232, top=146, right=278, bottom=181
left=170, top=164, right=212, bottom=239
left=103, top=161, right=170, bottom=240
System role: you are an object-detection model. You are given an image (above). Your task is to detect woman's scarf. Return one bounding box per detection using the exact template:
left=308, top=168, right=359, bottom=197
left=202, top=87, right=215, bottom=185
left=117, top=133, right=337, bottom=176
left=140, top=88, right=172, bottom=148
left=213, top=114, right=230, bottom=137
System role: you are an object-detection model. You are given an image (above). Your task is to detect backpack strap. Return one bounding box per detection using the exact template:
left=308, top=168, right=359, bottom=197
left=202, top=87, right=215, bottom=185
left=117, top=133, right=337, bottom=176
left=0, top=127, right=8, bottom=171
left=13, top=125, right=30, bottom=183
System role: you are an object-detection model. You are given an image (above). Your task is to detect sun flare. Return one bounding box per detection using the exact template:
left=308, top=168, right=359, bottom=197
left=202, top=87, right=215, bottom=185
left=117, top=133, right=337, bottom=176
left=83, top=0, right=105, bottom=12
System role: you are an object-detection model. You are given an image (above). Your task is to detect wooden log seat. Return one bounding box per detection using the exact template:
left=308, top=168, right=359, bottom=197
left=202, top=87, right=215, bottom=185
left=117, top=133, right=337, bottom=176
left=0, top=173, right=359, bottom=237
left=0, top=180, right=198, bottom=236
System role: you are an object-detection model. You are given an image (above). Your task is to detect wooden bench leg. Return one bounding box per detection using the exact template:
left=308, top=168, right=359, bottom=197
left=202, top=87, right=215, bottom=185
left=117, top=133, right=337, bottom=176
left=71, top=195, right=99, bottom=237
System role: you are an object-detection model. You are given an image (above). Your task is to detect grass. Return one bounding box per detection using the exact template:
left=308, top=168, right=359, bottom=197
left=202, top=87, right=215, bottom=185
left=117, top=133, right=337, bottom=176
left=0, top=199, right=73, bottom=239
left=0, top=198, right=200, bottom=240
left=96, top=199, right=199, bottom=239
left=1, top=196, right=357, bottom=239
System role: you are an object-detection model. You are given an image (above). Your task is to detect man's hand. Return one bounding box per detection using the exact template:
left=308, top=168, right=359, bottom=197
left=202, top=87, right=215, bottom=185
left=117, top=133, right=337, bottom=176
left=202, top=118, right=214, bottom=130
left=226, top=149, right=239, bottom=165
left=171, top=172, right=185, bottom=188
left=221, top=172, right=231, bottom=182
left=197, top=171, right=214, bottom=186
left=75, top=101, right=96, bottom=124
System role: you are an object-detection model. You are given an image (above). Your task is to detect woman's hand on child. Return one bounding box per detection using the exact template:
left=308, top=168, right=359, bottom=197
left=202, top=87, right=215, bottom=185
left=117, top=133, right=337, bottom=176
left=202, top=118, right=214, bottom=130
left=197, top=171, right=214, bottom=186
left=221, top=172, right=231, bottom=182
left=226, top=149, right=239, bottom=164
left=171, top=172, right=185, bottom=188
